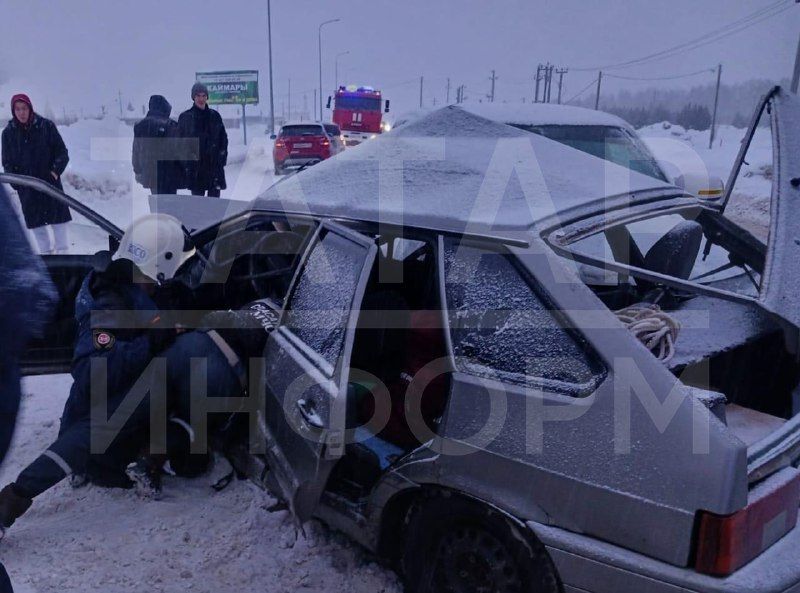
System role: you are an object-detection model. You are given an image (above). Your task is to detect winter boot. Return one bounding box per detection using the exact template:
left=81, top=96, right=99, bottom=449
left=0, top=484, right=33, bottom=538
left=125, top=457, right=163, bottom=500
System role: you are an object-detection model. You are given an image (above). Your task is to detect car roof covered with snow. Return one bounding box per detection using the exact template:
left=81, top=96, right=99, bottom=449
left=459, top=102, right=635, bottom=130
left=253, top=106, right=676, bottom=238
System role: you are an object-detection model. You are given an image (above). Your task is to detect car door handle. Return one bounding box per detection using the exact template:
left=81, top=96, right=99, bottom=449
left=296, top=399, right=324, bottom=429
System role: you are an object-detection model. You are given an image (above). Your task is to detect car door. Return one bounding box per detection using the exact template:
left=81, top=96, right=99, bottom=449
left=1, top=173, right=123, bottom=374
left=720, top=86, right=800, bottom=331
left=260, top=220, right=376, bottom=523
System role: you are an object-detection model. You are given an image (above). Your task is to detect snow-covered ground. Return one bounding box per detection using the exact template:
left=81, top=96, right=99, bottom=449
left=0, top=108, right=774, bottom=592
left=2, top=375, right=401, bottom=593
left=639, top=122, right=772, bottom=239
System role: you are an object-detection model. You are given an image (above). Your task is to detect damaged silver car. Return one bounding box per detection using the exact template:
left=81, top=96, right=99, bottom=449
left=9, top=86, right=800, bottom=593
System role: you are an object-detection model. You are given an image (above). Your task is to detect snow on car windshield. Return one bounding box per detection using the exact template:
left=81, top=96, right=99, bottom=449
left=517, top=125, right=669, bottom=182
left=281, top=125, right=324, bottom=137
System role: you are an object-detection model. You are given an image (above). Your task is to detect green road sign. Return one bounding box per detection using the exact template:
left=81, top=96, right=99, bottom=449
left=196, top=70, right=259, bottom=105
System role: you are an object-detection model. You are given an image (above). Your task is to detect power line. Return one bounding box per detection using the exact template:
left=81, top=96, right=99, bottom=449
left=564, top=77, right=598, bottom=105
left=571, top=0, right=794, bottom=71
left=604, top=68, right=715, bottom=82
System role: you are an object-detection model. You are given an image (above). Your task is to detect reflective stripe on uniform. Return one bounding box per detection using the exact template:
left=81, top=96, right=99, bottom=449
left=43, top=449, right=73, bottom=476
left=205, top=330, right=247, bottom=389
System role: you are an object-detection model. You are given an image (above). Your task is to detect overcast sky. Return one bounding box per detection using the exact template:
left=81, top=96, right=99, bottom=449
left=0, top=0, right=797, bottom=117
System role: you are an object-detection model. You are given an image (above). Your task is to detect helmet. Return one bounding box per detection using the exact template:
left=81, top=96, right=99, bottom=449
left=112, top=214, right=195, bottom=283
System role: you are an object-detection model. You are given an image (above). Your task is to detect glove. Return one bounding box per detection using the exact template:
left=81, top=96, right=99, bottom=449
left=0, top=483, right=32, bottom=532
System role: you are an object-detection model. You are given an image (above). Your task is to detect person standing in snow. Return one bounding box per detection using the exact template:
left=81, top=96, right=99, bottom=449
left=0, top=214, right=195, bottom=533
left=132, top=95, right=183, bottom=195
left=1, top=94, right=72, bottom=254
left=178, top=83, right=228, bottom=198
left=0, top=183, right=58, bottom=590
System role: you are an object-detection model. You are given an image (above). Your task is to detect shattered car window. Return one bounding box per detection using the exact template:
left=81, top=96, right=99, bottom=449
left=443, top=240, right=604, bottom=395
left=285, top=230, right=368, bottom=366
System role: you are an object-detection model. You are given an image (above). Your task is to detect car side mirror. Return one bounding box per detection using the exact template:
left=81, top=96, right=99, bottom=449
left=384, top=100, right=391, bottom=113
left=673, top=172, right=725, bottom=200
left=326, top=96, right=332, bottom=109
left=270, top=134, right=277, bottom=140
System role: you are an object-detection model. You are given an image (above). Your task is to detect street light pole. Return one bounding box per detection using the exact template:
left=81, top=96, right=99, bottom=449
left=267, top=0, right=276, bottom=135
left=318, top=18, right=340, bottom=122
left=335, top=50, right=350, bottom=91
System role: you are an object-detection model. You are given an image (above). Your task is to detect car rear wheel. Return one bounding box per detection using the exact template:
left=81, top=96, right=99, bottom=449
left=274, top=165, right=284, bottom=176
left=401, top=494, right=561, bottom=593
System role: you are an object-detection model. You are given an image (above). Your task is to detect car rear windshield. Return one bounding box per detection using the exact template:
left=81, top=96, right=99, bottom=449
left=281, top=125, right=324, bottom=137
left=512, top=124, right=669, bottom=182
left=335, top=95, right=381, bottom=111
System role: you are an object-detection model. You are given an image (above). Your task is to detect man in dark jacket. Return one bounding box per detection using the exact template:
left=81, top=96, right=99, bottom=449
left=178, top=83, right=228, bottom=197
left=1, top=94, right=71, bottom=254
left=0, top=184, right=57, bottom=592
left=132, top=95, right=183, bottom=195
left=0, top=214, right=196, bottom=533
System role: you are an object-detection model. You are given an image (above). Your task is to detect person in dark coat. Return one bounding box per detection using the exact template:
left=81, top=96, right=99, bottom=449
left=0, top=184, right=58, bottom=590
left=132, top=95, right=183, bottom=195
left=1, top=94, right=72, bottom=253
left=178, top=83, right=228, bottom=197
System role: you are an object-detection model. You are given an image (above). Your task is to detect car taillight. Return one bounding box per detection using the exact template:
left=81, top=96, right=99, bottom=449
left=275, top=139, right=285, bottom=148
left=694, top=472, right=800, bottom=576
left=320, top=138, right=330, bottom=146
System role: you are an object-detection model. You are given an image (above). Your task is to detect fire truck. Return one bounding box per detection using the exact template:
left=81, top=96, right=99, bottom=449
left=328, top=85, right=390, bottom=146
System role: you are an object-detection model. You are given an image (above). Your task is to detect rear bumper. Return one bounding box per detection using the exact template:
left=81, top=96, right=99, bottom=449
left=530, top=519, right=800, bottom=593
left=276, top=157, right=323, bottom=168
left=341, top=131, right=377, bottom=145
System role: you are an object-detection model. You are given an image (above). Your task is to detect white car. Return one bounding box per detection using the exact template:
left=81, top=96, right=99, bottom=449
left=455, top=102, right=725, bottom=199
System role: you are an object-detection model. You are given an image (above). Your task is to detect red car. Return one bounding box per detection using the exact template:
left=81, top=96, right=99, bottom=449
left=271, top=123, right=345, bottom=175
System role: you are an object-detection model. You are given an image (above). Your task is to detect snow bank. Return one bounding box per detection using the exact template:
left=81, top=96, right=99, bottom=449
left=1, top=111, right=277, bottom=234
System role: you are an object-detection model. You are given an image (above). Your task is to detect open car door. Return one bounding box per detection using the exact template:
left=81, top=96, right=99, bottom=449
left=0, top=174, right=123, bottom=374
left=260, top=220, right=376, bottom=523
left=721, top=86, right=800, bottom=332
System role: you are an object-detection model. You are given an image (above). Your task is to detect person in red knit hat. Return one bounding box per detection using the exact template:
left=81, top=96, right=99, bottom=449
left=1, top=94, right=72, bottom=254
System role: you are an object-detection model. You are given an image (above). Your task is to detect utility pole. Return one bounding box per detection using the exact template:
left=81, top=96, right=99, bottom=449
left=489, top=70, right=497, bottom=102
left=543, top=65, right=550, bottom=103
left=267, top=0, right=276, bottom=135
left=594, top=71, right=603, bottom=110
left=556, top=68, right=568, bottom=104
left=419, top=76, right=424, bottom=108
left=446, top=78, right=451, bottom=104
left=709, top=63, right=723, bottom=149
left=534, top=65, right=542, bottom=103
left=118, top=90, right=123, bottom=118
left=548, top=65, right=556, bottom=102
left=314, top=89, right=317, bottom=121
left=792, top=31, right=800, bottom=93
left=288, top=78, right=291, bottom=122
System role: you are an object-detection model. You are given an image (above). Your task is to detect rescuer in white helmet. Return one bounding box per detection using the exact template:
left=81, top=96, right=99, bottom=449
left=0, top=213, right=198, bottom=531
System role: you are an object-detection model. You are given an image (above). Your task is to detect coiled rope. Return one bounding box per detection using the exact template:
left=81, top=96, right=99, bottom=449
left=614, top=304, right=681, bottom=363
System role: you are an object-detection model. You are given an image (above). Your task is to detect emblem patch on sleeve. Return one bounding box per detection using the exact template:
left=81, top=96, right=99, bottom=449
left=93, top=330, right=116, bottom=350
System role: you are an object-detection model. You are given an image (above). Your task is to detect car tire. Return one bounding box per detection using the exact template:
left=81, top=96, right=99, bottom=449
left=274, top=165, right=284, bottom=176
left=401, top=493, right=562, bottom=593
